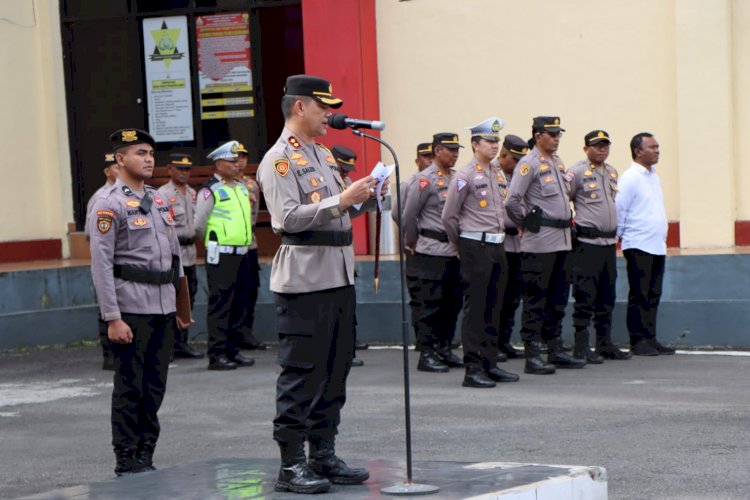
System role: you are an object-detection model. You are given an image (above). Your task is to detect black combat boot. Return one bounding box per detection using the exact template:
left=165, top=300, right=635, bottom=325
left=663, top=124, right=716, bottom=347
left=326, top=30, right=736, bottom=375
left=114, top=447, right=146, bottom=476
left=417, top=348, right=449, bottom=373
left=499, top=342, right=524, bottom=359
left=595, top=329, right=632, bottom=360
left=573, top=329, right=603, bottom=364
left=173, top=329, right=204, bottom=359
left=275, top=442, right=331, bottom=494
left=462, top=364, right=496, bottom=388
left=524, top=341, right=556, bottom=374
left=308, top=438, right=369, bottom=485
left=547, top=338, right=587, bottom=368
left=435, top=345, right=464, bottom=368
left=136, top=440, right=156, bottom=471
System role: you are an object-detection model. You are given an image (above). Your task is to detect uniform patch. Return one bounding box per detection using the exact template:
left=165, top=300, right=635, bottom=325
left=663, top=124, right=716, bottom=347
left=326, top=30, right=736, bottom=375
left=437, top=180, right=445, bottom=187
left=97, top=209, right=115, bottom=218
left=165, top=214, right=174, bottom=223
left=565, top=172, right=575, bottom=182
left=544, top=175, right=554, bottom=183
left=418, top=178, right=430, bottom=191
left=153, top=197, right=164, bottom=206
left=169, top=197, right=177, bottom=203
left=588, top=182, right=597, bottom=189
left=457, top=179, right=467, bottom=191
left=325, top=156, right=336, bottom=164
left=539, top=165, right=550, bottom=172
left=126, top=200, right=140, bottom=208
left=519, top=164, right=530, bottom=176
left=479, top=199, right=488, bottom=208
left=133, top=217, right=148, bottom=226
left=584, top=170, right=593, bottom=177
left=288, top=136, right=301, bottom=149
left=290, top=152, right=303, bottom=160
left=203, top=190, right=211, bottom=200
left=274, top=159, right=290, bottom=176
left=310, top=177, right=319, bottom=188
left=191, top=192, right=197, bottom=201
left=296, top=159, right=309, bottom=166
left=310, top=191, right=321, bottom=203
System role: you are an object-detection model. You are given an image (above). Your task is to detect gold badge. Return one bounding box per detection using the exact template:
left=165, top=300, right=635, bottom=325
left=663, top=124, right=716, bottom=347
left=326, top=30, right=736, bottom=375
left=479, top=199, right=488, bottom=208
left=591, top=193, right=597, bottom=199
left=288, top=136, right=301, bottom=149
left=437, top=180, right=445, bottom=187
left=126, top=200, right=140, bottom=208
left=133, top=217, right=148, bottom=226
left=326, top=156, right=336, bottom=164
left=584, top=170, right=593, bottom=177
left=612, top=184, right=619, bottom=191
left=610, top=172, right=618, bottom=179
left=475, top=165, right=483, bottom=171
left=539, top=165, right=549, bottom=172
left=104, top=153, right=115, bottom=162
left=588, top=182, right=597, bottom=189
left=168, top=197, right=177, bottom=203
left=121, top=130, right=137, bottom=142
left=557, top=163, right=565, bottom=170
left=230, top=143, right=239, bottom=153
left=544, top=175, right=553, bottom=183
left=290, top=152, right=303, bottom=160
left=519, top=164, right=530, bottom=176
left=554, top=118, right=560, bottom=125
left=310, top=191, right=321, bottom=203
left=274, top=158, right=290, bottom=176
left=310, top=177, right=319, bottom=188
left=296, top=159, right=309, bottom=166
left=437, top=171, right=443, bottom=177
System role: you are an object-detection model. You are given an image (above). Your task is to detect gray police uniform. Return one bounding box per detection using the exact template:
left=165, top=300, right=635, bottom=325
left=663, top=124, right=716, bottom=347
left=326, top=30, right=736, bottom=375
left=89, top=177, right=180, bottom=464
left=257, top=126, right=375, bottom=447
left=495, top=166, right=523, bottom=348
left=442, top=158, right=507, bottom=370
left=568, top=158, right=619, bottom=351
left=504, top=146, right=573, bottom=347
left=392, top=174, right=421, bottom=337
left=402, top=163, right=462, bottom=358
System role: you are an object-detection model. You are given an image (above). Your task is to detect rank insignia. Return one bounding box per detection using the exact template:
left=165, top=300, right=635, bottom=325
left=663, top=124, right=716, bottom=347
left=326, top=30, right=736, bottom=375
left=310, top=177, right=319, bottom=188
left=457, top=179, right=467, bottom=191
left=290, top=152, right=303, bottom=160
left=168, top=197, right=177, bottom=203
left=612, top=184, right=619, bottom=191
left=326, top=156, right=336, bottom=164
left=133, top=217, right=148, bottom=226
left=479, top=199, right=488, bottom=208
left=418, top=178, right=430, bottom=191
left=539, top=165, right=550, bottom=172
left=296, top=159, right=309, bottom=166
left=121, top=130, right=138, bottom=142
left=126, top=200, right=140, bottom=208
left=437, top=171, right=443, bottom=177
left=288, top=136, right=301, bottom=149
left=519, top=164, right=530, bottom=176
left=584, top=170, right=593, bottom=177
left=588, top=182, right=597, bottom=189
left=557, top=163, right=565, bottom=170
left=475, top=165, right=483, bottom=171
left=610, top=172, right=618, bottom=179
left=310, top=191, right=321, bottom=203
left=274, top=159, right=290, bottom=176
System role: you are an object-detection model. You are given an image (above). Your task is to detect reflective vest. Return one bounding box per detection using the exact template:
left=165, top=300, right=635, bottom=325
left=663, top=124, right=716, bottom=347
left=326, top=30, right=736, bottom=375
left=204, top=180, right=252, bottom=246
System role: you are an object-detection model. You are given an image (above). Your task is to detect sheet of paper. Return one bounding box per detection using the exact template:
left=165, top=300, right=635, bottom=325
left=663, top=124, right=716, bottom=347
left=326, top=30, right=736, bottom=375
left=353, top=162, right=395, bottom=211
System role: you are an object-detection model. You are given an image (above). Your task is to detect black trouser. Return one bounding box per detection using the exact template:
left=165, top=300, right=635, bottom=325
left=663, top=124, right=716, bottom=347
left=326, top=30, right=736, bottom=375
left=458, top=239, right=507, bottom=367
left=240, top=249, right=261, bottom=341
left=519, top=251, right=571, bottom=343
left=99, top=317, right=112, bottom=360
left=174, top=264, right=198, bottom=347
left=624, top=248, right=665, bottom=344
left=206, top=253, right=253, bottom=359
left=111, top=313, right=174, bottom=450
left=498, top=251, right=523, bottom=346
left=404, top=253, right=421, bottom=336
left=414, top=253, right=462, bottom=351
left=273, top=286, right=355, bottom=445
left=571, top=242, right=616, bottom=337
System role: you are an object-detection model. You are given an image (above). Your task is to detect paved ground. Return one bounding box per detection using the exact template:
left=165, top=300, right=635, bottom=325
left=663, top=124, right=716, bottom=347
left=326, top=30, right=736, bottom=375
left=1, top=345, right=749, bottom=499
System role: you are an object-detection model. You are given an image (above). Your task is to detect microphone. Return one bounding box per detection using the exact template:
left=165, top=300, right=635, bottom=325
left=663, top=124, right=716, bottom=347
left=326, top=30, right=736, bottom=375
left=327, top=114, right=385, bottom=131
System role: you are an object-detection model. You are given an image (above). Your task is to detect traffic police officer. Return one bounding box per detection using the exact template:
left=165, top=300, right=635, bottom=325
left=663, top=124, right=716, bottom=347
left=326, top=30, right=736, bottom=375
left=569, top=130, right=631, bottom=361
left=85, top=152, right=119, bottom=371
left=494, top=135, right=529, bottom=360
left=158, top=153, right=204, bottom=359
left=235, top=142, right=267, bottom=352
left=442, top=117, right=519, bottom=388
left=392, top=143, right=434, bottom=348
left=257, top=75, right=377, bottom=494
left=402, top=133, right=464, bottom=373
left=505, top=116, right=586, bottom=374
left=89, top=128, right=185, bottom=476
left=195, top=140, right=255, bottom=370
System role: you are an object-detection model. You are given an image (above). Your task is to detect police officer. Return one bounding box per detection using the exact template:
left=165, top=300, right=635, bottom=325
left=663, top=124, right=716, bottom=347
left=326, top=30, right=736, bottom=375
left=402, top=133, right=464, bottom=373
left=505, top=116, right=586, bottom=374
left=392, top=143, right=434, bottom=348
left=332, top=144, right=367, bottom=363
left=89, top=128, right=186, bottom=476
left=235, top=142, right=267, bottom=352
left=494, top=135, right=529, bottom=360
left=85, top=152, right=120, bottom=371
left=257, top=75, right=378, bottom=494
left=442, top=118, right=519, bottom=388
left=194, top=141, right=255, bottom=370
left=569, top=131, right=632, bottom=361
left=158, top=153, right=204, bottom=359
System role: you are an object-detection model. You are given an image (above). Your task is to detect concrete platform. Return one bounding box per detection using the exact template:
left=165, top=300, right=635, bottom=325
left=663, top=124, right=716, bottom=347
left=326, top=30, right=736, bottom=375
left=20, top=458, right=607, bottom=500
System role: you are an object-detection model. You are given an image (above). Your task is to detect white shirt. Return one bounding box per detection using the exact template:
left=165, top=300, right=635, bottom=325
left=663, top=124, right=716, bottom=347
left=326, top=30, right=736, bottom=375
left=616, top=162, right=668, bottom=255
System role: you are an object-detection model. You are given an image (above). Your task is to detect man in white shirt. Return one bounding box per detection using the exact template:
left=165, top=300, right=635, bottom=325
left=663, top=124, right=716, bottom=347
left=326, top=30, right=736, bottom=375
left=615, top=133, right=675, bottom=356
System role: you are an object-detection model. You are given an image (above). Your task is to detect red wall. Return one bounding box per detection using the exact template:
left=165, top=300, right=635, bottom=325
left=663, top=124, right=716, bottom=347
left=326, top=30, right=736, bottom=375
left=302, top=0, right=380, bottom=254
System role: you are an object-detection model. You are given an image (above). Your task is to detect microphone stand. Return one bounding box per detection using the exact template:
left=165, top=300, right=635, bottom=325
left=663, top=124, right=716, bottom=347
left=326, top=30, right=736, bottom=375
left=351, top=128, right=439, bottom=496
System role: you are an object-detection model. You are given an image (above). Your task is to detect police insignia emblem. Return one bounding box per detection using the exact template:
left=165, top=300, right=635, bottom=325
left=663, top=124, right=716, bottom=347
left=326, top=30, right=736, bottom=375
left=310, top=191, right=321, bottom=203
left=121, top=130, right=138, bottom=142
left=519, top=164, right=530, bottom=176
left=274, top=159, right=290, bottom=176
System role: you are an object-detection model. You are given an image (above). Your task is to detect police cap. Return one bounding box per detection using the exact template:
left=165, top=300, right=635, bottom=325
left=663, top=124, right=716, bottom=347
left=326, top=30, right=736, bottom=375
left=284, top=75, right=343, bottom=109
left=110, top=128, right=155, bottom=151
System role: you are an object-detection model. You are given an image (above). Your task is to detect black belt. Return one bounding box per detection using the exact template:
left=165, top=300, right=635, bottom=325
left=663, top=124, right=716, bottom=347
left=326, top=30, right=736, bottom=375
left=114, top=264, right=176, bottom=285
left=178, top=237, right=194, bottom=246
left=575, top=225, right=616, bottom=239
left=504, top=227, right=519, bottom=236
left=420, top=228, right=449, bottom=243
left=282, top=230, right=353, bottom=246
left=540, top=218, right=572, bottom=229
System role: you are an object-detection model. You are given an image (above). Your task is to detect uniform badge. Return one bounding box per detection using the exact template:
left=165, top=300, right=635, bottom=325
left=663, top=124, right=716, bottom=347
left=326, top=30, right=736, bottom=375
left=169, top=197, right=177, bottom=203
left=557, top=163, right=565, bottom=170
left=584, top=170, right=593, bottom=177
left=121, top=130, right=138, bottom=142
left=591, top=193, right=598, bottom=199
left=544, top=175, right=554, bottom=183
left=565, top=172, right=575, bottom=182
left=288, top=136, right=301, bottom=149
left=457, top=179, right=467, bottom=192
left=610, top=172, right=618, bottom=179
left=310, top=177, right=319, bottom=188
left=418, top=178, right=430, bottom=191
left=154, top=197, right=164, bottom=206
left=165, top=214, right=174, bottom=223
left=519, top=164, right=530, bottom=176
left=290, top=152, right=303, bottom=160
left=296, top=159, right=309, bottom=166
left=203, top=190, right=211, bottom=200
left=479, top=199, right=488, bottom=208
left=274, top=159, right=290, bottom=176
left=502, top=188, right=507, bottom=196
left=310, top=191, right=321, bottom=203
left=122, top=186, right=134, bottom=196
left=539, top=165, right=550, bottom=172
left=612, top=184, right=619, bottom=191
left=126, top=200, right=140, bottom=208
left=133, top=217, right=148, bottom=226
left=475, top=165, right=483, bottom=171
left=588, top=182, right=597, bottom=189
left=97, top=218, right=112, bottom=234
left=326, top=156, right=336, bottom=164
left=480, top=190, right=488, bottom=196
left=437, top=180, right=445, bottom=187
left=539, top=156, right=546, bottom=162
left=191, top=192, right=197, bottom=201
